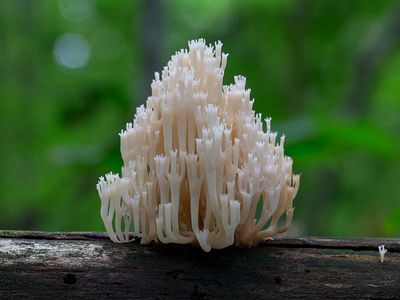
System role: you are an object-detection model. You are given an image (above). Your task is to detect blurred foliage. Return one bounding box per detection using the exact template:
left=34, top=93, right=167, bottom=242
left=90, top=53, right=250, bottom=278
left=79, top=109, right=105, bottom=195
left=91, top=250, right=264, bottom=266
left=0, top=0, right=399, bottom=237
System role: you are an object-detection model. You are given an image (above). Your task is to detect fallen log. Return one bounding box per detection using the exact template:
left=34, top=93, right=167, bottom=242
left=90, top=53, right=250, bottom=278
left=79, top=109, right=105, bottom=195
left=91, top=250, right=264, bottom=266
left=1, top=231, right=399, bottom=299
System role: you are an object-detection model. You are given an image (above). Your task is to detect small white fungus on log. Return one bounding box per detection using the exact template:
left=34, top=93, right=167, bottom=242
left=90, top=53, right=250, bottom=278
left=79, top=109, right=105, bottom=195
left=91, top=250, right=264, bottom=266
left=378, top=245, right=387, bottom=263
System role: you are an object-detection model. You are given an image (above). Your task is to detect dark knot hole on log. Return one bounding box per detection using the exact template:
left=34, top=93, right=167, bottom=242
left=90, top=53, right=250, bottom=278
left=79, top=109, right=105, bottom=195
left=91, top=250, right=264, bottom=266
left=274, top=276, right=282, bottom=285
left=63, top=273, right=77, bottom=284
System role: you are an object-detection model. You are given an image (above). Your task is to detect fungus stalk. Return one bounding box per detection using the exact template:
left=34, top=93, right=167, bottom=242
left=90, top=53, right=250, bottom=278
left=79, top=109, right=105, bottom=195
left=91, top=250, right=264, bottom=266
left=96, top=39, right=300, bottom=252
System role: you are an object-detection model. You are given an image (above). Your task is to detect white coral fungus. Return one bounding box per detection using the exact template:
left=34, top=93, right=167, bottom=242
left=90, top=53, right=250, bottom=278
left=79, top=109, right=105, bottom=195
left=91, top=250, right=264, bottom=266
left=378, top=245, right=387, bottom=263
left=96, top=39, right=300, bottom=252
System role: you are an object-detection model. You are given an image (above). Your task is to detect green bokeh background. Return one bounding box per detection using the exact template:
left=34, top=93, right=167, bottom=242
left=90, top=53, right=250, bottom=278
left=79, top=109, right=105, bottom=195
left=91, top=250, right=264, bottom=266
left=1, top=0, right=399, bottom=237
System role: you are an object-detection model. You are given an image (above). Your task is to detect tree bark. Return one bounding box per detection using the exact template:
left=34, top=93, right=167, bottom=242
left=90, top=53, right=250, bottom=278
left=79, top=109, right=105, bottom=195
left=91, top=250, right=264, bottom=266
left=1, top=231, right=399, bottom=299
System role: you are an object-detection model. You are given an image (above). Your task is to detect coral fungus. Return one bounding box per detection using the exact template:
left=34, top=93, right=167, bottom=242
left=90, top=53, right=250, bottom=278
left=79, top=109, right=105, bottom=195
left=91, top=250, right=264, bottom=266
left=97, top=39, right=300, bottom=251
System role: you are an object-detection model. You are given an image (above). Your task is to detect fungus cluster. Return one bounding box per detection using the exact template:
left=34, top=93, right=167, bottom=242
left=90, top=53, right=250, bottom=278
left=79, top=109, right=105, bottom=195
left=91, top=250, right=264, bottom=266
left=96, top=39, right=300, bottom=252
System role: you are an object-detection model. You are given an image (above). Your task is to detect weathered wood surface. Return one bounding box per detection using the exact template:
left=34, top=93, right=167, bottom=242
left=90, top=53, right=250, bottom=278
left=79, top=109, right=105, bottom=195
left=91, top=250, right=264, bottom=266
left=1, top=231, right=400, bottom=299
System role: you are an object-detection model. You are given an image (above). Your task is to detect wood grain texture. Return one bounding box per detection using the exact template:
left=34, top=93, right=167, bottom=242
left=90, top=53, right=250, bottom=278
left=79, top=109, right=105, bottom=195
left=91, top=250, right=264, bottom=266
left=0, top=231, right=399, bottom=299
